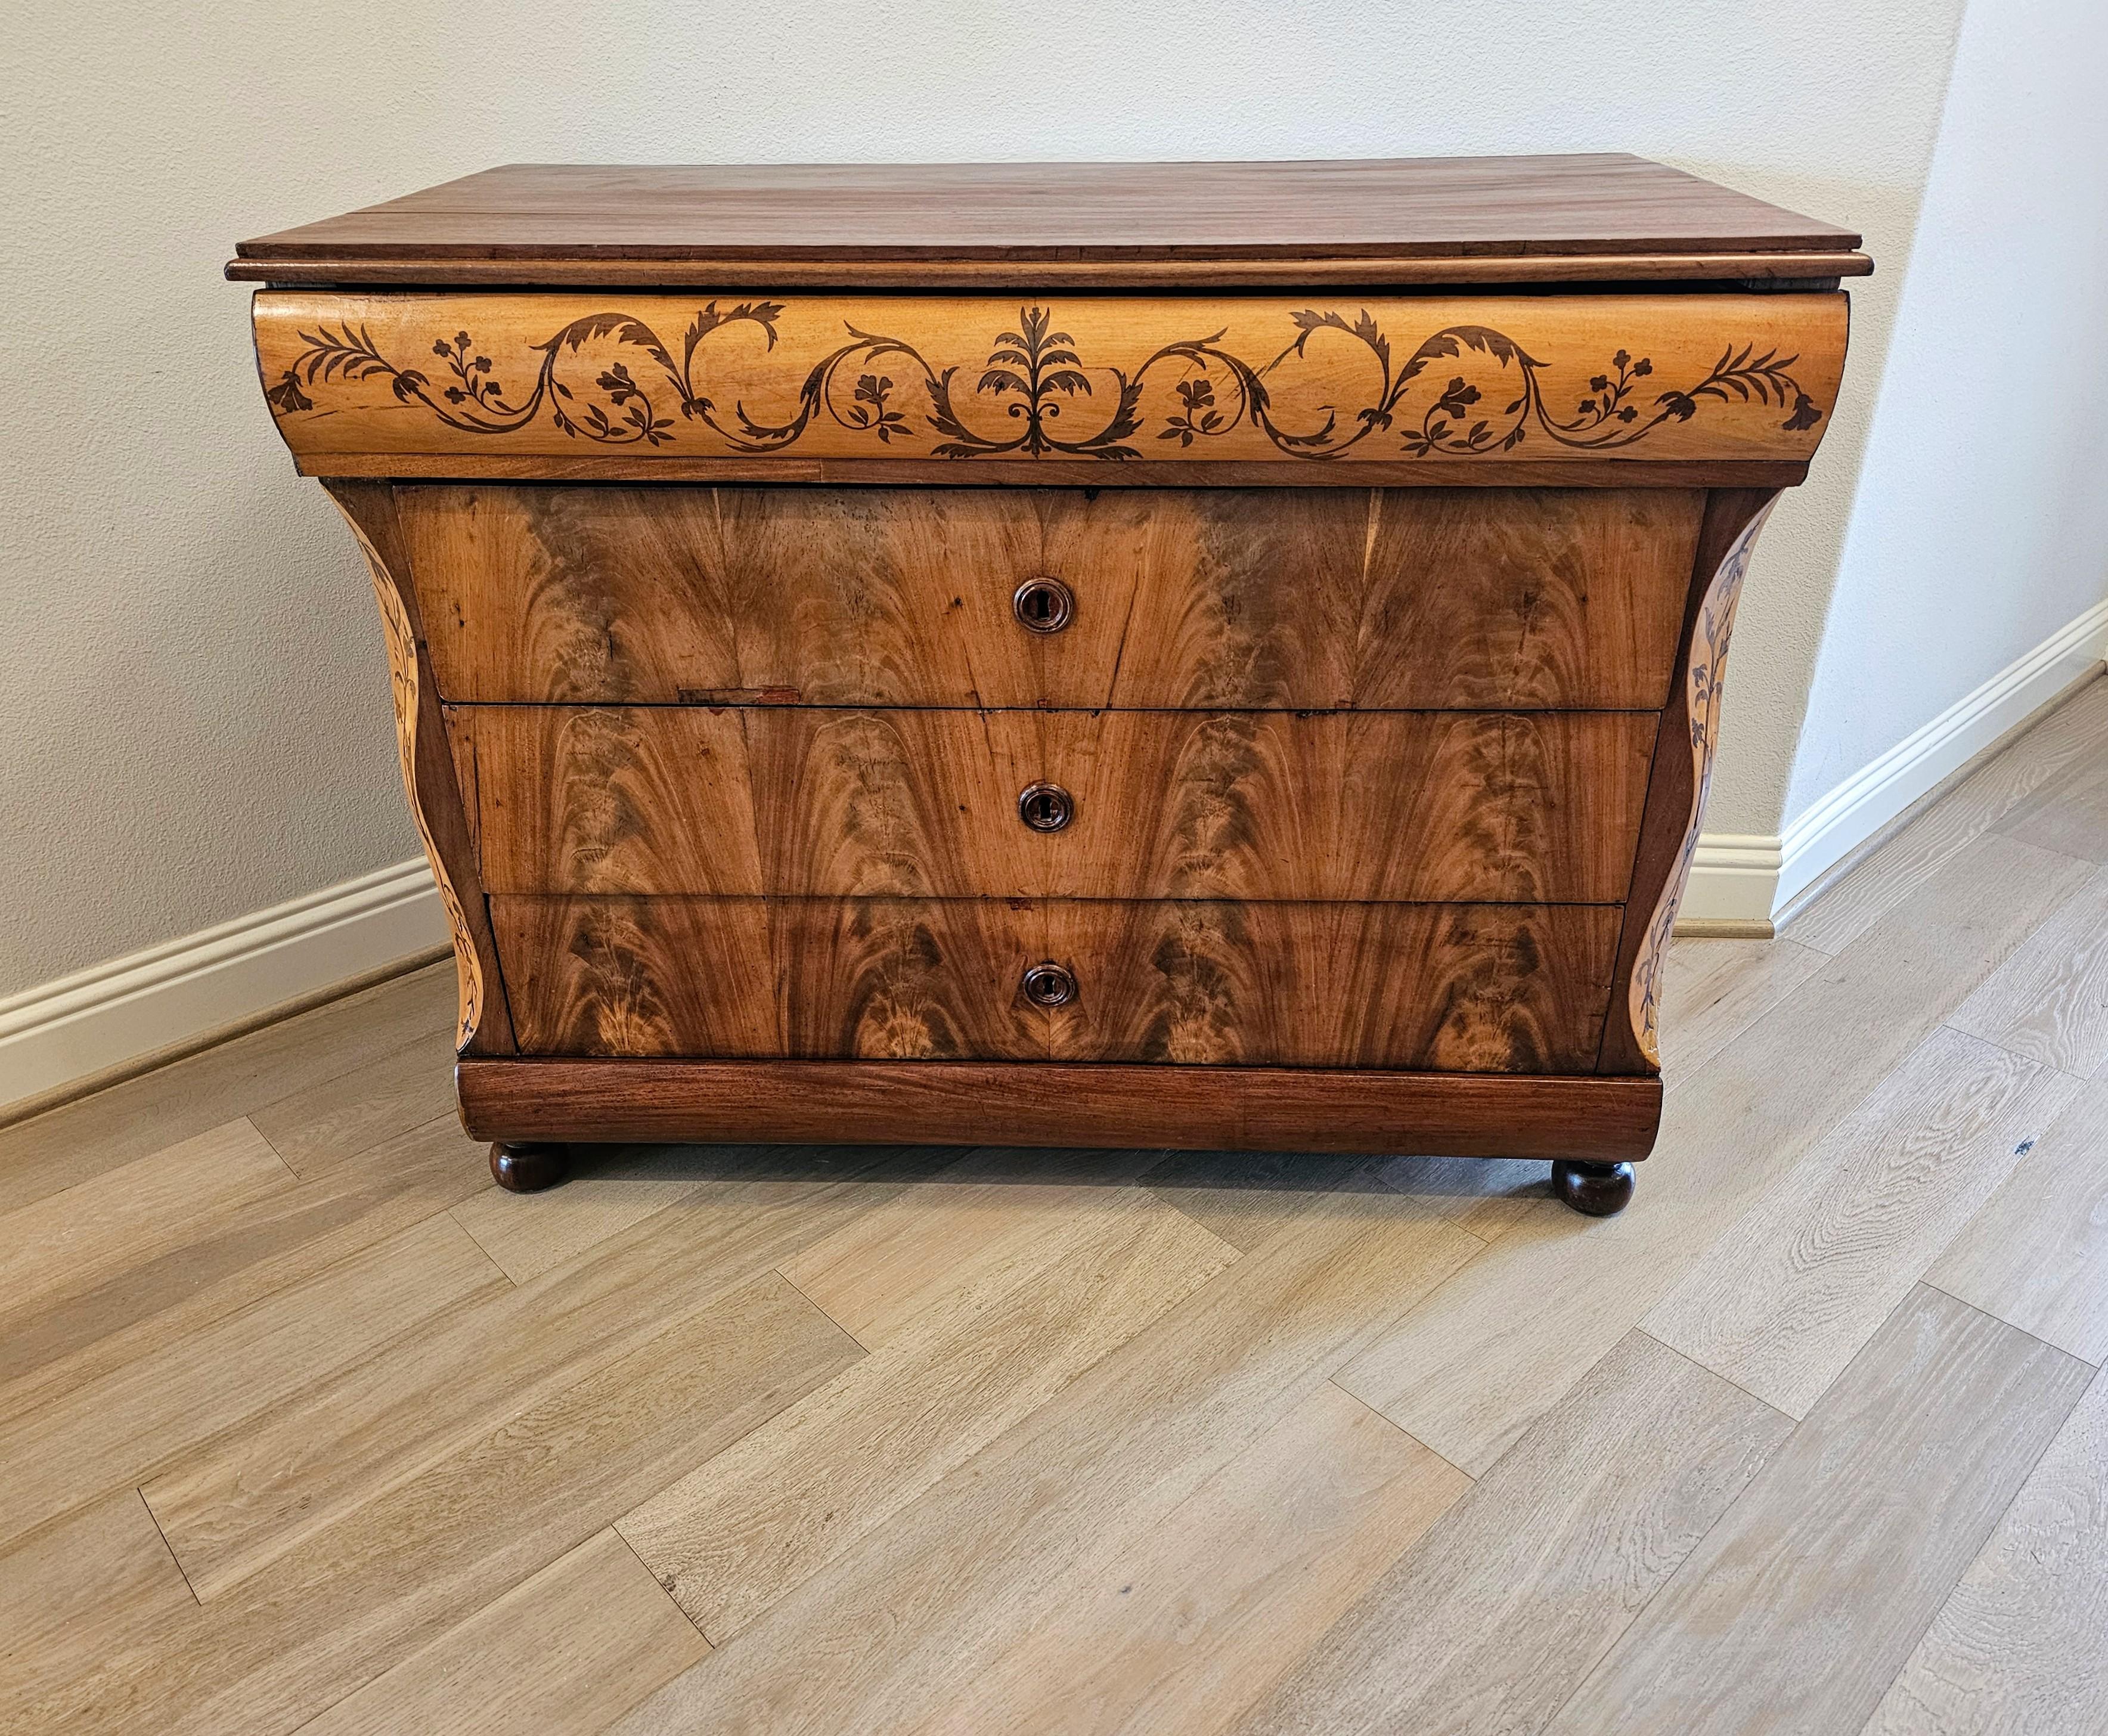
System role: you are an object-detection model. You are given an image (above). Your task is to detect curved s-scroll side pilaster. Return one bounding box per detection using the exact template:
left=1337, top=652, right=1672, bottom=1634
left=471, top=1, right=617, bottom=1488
left=1599, top=488, right=1780, bottom=1075
left=324, top=480, right=515, bottom=1055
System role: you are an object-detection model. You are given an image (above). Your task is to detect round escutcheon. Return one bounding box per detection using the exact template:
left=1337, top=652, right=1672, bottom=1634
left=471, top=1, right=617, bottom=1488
left=1012, top=575, right=1075, bottom=634
left=1021, top=961, right=1078, bottom=1008
left=1017, top=781, right=1075, bottom=833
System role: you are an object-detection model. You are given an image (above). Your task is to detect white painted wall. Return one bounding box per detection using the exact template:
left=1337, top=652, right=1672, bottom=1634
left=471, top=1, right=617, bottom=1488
left=4, top=2, right=1965, bottom=1020
left=1782, top=0, right=2108, bottom=852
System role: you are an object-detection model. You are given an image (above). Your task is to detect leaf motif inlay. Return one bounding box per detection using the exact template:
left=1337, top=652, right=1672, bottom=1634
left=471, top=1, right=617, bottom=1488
left=269, top=302, right=1825, bottom=463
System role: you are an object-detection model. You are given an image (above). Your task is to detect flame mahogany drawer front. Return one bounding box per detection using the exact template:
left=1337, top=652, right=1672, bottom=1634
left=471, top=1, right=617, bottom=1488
left=239, top=157, right=1867, bottom=1192
left=445, top=703, right=1656, bottom=903
left=488, top=896, right=1622, bottom=1071
left=399, top=484, right=1703, bottom=711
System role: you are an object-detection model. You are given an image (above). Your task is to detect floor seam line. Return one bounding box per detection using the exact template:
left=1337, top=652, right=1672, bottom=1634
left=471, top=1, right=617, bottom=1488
left=1533, top=1351, right=1804, bottom=1730
left=1633, top=1326, right=1801, bottom=1427
left=134, top=1486, right=203, bottom=1609
left=1323, top=1375, right=1477, bottom=1483
left=1917, top=1279, right=2106, bottom=1370
left=610, top=1520, right=715, bottom=1648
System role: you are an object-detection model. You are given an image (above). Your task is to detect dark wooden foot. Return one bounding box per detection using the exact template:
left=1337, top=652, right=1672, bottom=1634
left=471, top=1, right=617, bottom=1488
left=1552, top=1159, right=1635, bottom=1217
left=489, top=1142, right=569, bottom=1192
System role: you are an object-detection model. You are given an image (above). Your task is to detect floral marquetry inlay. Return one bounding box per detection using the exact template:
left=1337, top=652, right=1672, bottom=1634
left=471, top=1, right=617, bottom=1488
left=255, top=291, right=1847, bottom=472
left=331, top=508, right=486, bottom=1050
left=1626, top=499, right=1777, bottom=1068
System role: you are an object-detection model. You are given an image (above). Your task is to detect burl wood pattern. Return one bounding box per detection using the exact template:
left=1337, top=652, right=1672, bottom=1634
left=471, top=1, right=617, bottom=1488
left=1043, top=900, right=1620, bottom=1070
left=489, top=897, right=1618, bottom=1071
left=448, top=705, right=1656, bottom=904
left=492, top=897, right=1040, bottom=1061
left=255, top=291, right=1847, bottom=476
left=399, top=485, right=1702, bottom=711
left=321, top=482, right=514, bottom=1055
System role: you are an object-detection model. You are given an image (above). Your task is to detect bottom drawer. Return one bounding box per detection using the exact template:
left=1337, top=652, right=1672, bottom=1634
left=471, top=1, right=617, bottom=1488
left=489, top=897, right=1620, bottom=1072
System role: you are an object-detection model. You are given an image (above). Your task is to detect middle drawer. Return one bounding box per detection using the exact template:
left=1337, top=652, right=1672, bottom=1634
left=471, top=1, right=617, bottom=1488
left=447, top=705, right=1656, bottom=903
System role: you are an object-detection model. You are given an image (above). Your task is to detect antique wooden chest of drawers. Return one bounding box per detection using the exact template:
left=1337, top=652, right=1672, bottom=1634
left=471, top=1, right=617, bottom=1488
left=233, top=156, right=1866, bottom=1212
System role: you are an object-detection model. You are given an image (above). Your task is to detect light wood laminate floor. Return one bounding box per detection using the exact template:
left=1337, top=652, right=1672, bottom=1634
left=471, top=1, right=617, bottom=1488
left=5, top=677, right=2108, bottom=1735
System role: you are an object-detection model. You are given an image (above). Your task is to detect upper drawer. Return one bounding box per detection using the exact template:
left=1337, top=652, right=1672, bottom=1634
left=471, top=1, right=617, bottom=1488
left=404, top=484, right=1701, bottom=710
left=447, top=704, right=1656, bottom=904
left=253, top=290, right=1846, bottom=478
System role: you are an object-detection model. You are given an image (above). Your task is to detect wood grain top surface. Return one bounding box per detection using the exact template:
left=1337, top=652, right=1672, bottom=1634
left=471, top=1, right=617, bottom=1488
left=229, top=156, right=1870, bottom=288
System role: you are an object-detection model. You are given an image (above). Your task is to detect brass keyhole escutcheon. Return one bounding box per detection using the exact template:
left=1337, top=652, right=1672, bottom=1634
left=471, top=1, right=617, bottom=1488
left=1021, top=962, right=1078, bottom=1008
left=1018, top=782, right=1074, bottom=833
left=1012, top=576, right=1075, bottom=634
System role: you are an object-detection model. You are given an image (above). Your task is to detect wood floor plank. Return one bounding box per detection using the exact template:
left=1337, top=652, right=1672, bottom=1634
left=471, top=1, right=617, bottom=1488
left=1657, top=932, right=1828, bottom=1076
left=246, top=1030, right=461, bottom=1177
left=0, top=1492, right=195, bottom=1729
left=297, top=1528, right=709, bottom=1736
left=1788, top=675, right=2108, bottom=956
left=1332, top=833, right=2091, bottom=1471
left=450, top=1153, right=698, bottom=1285
left=0, top=962, right=455, bottom=1207
left=1145, top=1148, right=1541, bottom=1254
left=450, top=1143, right=879, bottom=1286
left=1374, top=1152, right=1561, bottom=1240
left=140, top=1157, right=922, bottom=1601
left=608, top=1184, right=1487, bottom=1736
left=1863, top=1366, right=2108, bottom=1736
left=1141, top=1150, right=1372, bottom=1253
left=1926, top=1076, right=2108, bottom=1363
left=1948, top=864, right=2108, bottom=1076
left=926, top=1381, right=1467, bottom=1736
left=0, top=1112, right=489, bottom=1424
left=777, top=1147, right=1176, bottom=1346
left=620, top=1188, right=1236, bottom=1639
left=18, top=1272, right=856, bottom=1736
left=0, top=1211, right=501, bottom=1553
left=1546, top=1289, right=2092, bottom=1735
left=1644, top=1027, right=2076, bottom=1418
left=0, top=1118, right=293, bottom=1333
left=1999, top=733, right=2108, bottom=863
left=1233, top=1332, right=1789, bottom=1736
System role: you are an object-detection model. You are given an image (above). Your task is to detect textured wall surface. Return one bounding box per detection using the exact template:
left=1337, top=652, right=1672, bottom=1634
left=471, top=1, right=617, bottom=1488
left=2, top=0, right=1966, bottom=994
left=1785, top=0, right=2108, bottom=821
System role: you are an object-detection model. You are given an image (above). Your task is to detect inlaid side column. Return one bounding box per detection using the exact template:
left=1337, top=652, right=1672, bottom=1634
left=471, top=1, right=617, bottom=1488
left=1598, top=487, right=1779, bottom=1075
left=324, top=480, right=515, bottom=1055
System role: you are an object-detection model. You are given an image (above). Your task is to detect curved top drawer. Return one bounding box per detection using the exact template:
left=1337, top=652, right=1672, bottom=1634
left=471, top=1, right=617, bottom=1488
left=253, top=290, right=1847, bottom=484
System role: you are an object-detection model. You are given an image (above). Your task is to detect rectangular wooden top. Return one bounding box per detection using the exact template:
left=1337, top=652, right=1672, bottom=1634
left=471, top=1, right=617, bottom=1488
left=230, top=156, right=1870, bottom=290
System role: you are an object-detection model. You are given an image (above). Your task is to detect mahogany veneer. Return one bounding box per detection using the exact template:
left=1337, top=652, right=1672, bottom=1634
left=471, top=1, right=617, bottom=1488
left=489, top=896, right=1622, bottom=1069
left=235, top=156, right=1866, bottom=1211
left=399, top=484, right=1703, bottom=710
left=450, top=704, right=1656, bottom=902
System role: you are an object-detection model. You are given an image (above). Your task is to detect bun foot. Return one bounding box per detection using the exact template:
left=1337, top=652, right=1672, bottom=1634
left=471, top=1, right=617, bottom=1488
left=1552, top=1159, right=1635, bottom=1217
left=489, top=1142, right=569, bottom=1192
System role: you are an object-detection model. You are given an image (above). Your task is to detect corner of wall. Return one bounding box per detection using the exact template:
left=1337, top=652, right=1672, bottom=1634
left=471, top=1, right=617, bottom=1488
left=1681, top=597, right=2108, bottom=932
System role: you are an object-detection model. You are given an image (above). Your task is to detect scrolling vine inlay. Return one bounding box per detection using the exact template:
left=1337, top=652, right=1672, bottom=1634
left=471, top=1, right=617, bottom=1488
left=265, top=298, right=1825, bottom=463
left=1626, top=500, right=1775, bottom=1067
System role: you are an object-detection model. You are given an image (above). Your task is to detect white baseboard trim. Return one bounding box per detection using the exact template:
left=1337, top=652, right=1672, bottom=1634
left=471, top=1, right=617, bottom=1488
left=1676, top=834, right=1785, bottom=929
left=0, top=858, right=448, bottom=1112
left=1774, top=599, right=2108, bottom=912
left=1676, top=597, right=2108, bottom=928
